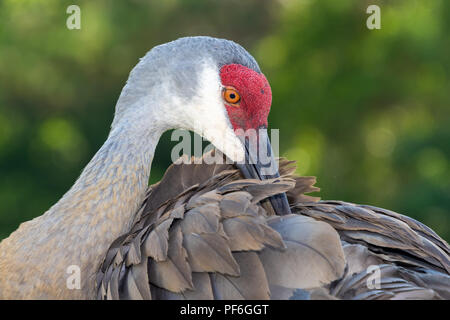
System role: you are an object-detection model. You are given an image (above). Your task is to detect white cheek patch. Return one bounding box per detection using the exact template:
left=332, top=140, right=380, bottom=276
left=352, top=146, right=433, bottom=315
left=186, top=62, right=245, bottom=162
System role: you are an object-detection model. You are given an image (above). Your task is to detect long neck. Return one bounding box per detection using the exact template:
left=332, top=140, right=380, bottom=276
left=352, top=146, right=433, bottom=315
left=0, top=114, right=163, bottom=299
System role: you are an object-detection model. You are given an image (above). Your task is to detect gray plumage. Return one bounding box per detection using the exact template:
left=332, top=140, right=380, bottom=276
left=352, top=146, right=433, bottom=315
left=113, top=36, right=260, bottom=128
left=96, top=151, right=450, bottom=300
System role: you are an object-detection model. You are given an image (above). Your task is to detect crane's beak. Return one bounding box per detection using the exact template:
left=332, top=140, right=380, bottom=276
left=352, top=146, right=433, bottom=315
left=235, top=128, right=292, bottom=216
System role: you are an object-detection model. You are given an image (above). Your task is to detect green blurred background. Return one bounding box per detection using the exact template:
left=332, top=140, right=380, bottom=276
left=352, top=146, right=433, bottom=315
left=0, top=0, right=449, bottom=241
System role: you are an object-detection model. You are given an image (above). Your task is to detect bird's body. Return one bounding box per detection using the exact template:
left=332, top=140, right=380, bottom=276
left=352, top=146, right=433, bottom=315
left=97, top=152, right=450, bottom=300
left=0, top=36, right=448, bottom=299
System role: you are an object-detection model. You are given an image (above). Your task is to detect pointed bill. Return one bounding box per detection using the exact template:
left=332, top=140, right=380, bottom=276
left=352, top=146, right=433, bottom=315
left=235, top=127, right=292, bottom=216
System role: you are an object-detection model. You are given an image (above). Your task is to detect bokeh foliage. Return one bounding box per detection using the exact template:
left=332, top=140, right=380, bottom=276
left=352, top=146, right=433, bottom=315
left=0, top=0, right=448, bottom=241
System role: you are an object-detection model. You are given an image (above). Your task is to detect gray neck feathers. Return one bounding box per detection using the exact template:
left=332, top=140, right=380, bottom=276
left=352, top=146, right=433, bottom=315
left=0, top=106, right=163, bottom=299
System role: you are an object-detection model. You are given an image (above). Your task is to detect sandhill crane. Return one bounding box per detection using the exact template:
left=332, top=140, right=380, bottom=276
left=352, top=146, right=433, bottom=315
left=0, top=36, right=448, bottom=300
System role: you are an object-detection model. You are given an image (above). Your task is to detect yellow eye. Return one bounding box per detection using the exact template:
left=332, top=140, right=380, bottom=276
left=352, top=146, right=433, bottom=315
left=223, top=87, right=241, bottom=105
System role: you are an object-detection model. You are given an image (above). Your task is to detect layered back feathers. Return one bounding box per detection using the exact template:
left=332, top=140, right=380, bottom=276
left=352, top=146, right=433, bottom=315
left=97, top=151, right=450, bottom=300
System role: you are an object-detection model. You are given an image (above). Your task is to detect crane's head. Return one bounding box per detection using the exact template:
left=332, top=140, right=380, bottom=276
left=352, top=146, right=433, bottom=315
left=114, top=36, right=291, bottom=215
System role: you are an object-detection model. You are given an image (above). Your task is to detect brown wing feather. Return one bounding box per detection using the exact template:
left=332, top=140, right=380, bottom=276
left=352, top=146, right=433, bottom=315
left=96, top=150, right=346, bottom=299
left=97, top=150, right=450, bottom=300
left=294, top=201, right=450, bottom=299
left=294, top=201, right=450, bottom=274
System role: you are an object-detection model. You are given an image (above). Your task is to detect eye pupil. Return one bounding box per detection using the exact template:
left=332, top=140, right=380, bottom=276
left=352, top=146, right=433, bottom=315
left=229, top=93, right=235, bottom=99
